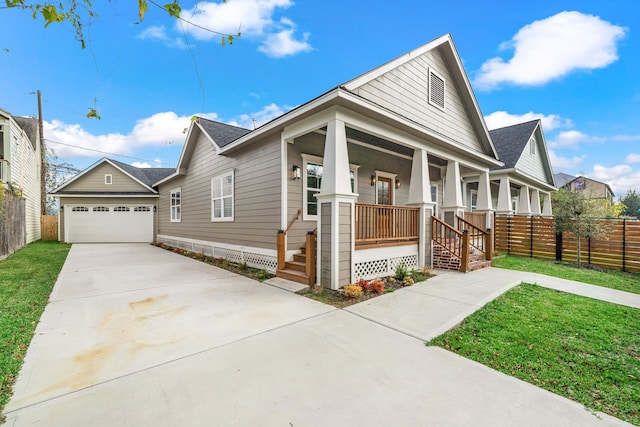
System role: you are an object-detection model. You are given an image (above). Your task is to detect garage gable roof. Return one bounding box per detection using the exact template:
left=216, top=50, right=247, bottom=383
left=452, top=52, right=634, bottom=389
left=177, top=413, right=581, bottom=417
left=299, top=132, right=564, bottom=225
left=51, top=158, right=175, bottom=194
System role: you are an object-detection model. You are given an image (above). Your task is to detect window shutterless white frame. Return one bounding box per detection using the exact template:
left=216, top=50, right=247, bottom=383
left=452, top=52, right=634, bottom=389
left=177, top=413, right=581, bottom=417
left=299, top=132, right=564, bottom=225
left=470, top=189, right=478, bottom=212
left=431, top=185, right=438, bottom=216
left=170, top=188, right=181, bottom=222
left=105, top=174, right=112, bottom=185
left=211, top=170, right=234, bottom=222
left=529, top=137, right=536, bottom=155
left=428, top=68, right=446, bottom=111
left=301, top=154, right=359, bottom=221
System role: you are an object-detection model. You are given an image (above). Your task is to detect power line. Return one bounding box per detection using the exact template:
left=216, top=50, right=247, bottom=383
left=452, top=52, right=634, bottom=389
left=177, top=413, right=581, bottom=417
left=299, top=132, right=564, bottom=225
left=45, top=138, right=171, bottom=166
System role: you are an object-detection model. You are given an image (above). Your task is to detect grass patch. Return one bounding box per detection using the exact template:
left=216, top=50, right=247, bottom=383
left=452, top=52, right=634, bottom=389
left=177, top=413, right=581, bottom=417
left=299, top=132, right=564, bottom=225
left=492, top=255, right=640, bottom=294
left=0, top=241, right=71, bottom=418
left=427, top=283, right=640, bottom=425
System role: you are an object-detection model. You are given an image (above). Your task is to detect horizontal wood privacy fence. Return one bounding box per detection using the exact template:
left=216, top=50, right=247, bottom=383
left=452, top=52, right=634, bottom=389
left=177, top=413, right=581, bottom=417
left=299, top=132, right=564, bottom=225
left=0, top=190, right=26, bottom=259
left=355, top=203, right=419, bottom=248
left=494, top=215, right=640, bottom=273
left=40, top=215, right=58, bottom=240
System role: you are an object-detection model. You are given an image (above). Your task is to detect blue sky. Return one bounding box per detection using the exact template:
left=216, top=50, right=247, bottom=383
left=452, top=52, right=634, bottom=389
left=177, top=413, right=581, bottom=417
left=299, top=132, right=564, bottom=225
left=1, top=0, right=638, bottom=196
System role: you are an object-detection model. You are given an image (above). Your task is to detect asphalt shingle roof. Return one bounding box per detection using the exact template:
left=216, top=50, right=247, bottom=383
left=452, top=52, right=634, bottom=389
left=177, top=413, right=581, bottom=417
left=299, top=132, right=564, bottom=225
left=489, top=120, right=539, bottom=170
left=553, top=172, right=576, bottom=188
left=197, top=118, right=252, bottom=148
left=109, top=159, right=174, bottom=187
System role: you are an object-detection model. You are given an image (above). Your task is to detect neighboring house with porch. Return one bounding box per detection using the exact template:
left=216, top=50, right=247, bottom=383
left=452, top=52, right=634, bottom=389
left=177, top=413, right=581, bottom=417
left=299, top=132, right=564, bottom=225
left=485, top=119, right=556, bottom=218
left=554, top=172, right=614, bottom=203
left=154, top=34, right=507, bottom=290
left=0, top=108, right=42, bottom=244
left=49, top=158, right=174, bottom=243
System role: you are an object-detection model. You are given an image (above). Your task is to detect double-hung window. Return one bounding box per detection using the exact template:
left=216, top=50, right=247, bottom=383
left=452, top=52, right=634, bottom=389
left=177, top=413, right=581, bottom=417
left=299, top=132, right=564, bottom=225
left=170, top=188, right=181, bottom=222
left=212, top=170, right=234, bottom=221
left=302, top=154, right=358, bottom=220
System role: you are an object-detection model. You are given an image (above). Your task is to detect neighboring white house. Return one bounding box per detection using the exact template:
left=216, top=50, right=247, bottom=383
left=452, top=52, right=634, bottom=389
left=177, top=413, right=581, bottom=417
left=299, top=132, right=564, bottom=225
left=0, top=108, right=42, bottom=244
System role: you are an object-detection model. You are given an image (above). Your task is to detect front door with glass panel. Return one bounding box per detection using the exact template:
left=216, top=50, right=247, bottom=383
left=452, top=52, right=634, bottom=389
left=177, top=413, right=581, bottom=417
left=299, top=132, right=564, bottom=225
left=377, top=177, right=392, bottom=205
left=376, top=176, right=393, bottom=239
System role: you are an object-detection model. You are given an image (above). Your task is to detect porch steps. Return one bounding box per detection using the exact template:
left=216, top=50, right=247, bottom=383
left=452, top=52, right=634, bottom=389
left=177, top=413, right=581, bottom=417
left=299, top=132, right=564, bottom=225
left=432, top=242, right=492, bottom=273
left=468, top=253, right=492, bottom=272
left=276, top=247, right=312, bottom=286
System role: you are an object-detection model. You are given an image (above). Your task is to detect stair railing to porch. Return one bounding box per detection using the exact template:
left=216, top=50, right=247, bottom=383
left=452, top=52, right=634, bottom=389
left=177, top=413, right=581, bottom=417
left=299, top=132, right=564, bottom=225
left=456, top=215, right=493, bottom=261
left=355, top=203, right=419, bottom=249
left=432, top=216, right=470, bottom=272
left=277, top=208, right=302, bottom=271
left=276, top=209, right=316, bottom=285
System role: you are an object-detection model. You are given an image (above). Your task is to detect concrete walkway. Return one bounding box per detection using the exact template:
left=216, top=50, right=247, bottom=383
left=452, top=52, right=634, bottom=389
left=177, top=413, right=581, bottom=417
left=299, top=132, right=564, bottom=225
left=3, top=245, right=636, bottom=426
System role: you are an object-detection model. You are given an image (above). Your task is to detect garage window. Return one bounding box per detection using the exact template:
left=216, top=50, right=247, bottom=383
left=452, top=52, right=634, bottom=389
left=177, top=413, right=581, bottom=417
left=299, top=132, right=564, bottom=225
left=93, top=206, right=109, bottom=212
left=211, top=170, right=234, bottom=222
left=170, top=188, right=181, bottom=222
left=72, top=206, right=88, bottom=212
left=114, top=206, right=130, bottom=212
left=134, top=206, right=151, bottom=212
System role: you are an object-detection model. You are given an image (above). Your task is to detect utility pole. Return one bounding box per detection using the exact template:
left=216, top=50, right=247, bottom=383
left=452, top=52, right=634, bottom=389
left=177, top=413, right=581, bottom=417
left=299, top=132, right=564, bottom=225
left=37, top=89, right=47, bottom=215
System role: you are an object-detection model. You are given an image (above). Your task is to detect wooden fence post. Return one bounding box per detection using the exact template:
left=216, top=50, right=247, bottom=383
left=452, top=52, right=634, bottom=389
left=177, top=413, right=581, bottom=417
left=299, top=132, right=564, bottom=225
left=277, top=230, right=285, bottom=271
left=306, top=231, right=316, bottom=286
left=460, top=230, right=470, bottom=273
left=485, top=228, right=493, bottom=261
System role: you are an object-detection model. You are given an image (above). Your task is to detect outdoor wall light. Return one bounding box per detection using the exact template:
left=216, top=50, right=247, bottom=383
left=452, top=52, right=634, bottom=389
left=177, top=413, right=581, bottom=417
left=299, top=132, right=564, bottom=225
left=291, top=165, right=301, bottom=180
left=395, top=178, right=401, bottom=189
left=370, top=174, right=376, bottom=186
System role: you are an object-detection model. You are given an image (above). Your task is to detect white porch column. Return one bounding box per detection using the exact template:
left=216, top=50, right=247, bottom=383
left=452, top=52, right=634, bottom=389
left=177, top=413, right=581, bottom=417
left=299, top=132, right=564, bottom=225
left=441, top=160, right=465, bottom=226
left=476, top=171, right=495, bottom=229
left=316, top=118, right=357, bottom=290
left=517, top=185, right=532, bottom=216
left=408, top=149, right=435, bottom=268
left=496, top=177, right=512, bottom=215
left=530, top=189, right=541, bottom=215
left=542, top=192, right=553, bottom=216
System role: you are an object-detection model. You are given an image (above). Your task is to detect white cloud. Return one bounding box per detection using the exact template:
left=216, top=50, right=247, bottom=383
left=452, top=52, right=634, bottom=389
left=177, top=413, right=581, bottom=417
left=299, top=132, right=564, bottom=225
left=137, top=25, right=187, bottom=49
left=548, top=130, right=606, bottom=149
left=626, top=153, right=640, bottom=163
left=613, top=134, right=640, bottom=142
left=175, top=0, right=311, bottom=56
left=229, top=103, right=292, bottom=128
left=484, top=111, right=569, bottom=131
left=548, top=149, right=586, bottom=171
left=474, top=11, right=626, bottom=90
left=258, top=19, right=312, bottom=57
left=131, top=162, right=151, bottom=168
left=590, top=164, right=640, bottom=196
left=43, top=106, right=287, bottom=160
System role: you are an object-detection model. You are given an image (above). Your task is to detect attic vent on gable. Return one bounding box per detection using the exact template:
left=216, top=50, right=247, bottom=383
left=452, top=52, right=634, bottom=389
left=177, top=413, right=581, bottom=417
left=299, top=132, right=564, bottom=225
left=429, top=69, right=446, bottom=111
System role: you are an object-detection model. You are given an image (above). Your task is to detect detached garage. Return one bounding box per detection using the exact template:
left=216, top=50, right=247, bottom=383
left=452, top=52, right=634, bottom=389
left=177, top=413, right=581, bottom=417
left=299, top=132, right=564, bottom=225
left=50, top=158, right=174, bottom=243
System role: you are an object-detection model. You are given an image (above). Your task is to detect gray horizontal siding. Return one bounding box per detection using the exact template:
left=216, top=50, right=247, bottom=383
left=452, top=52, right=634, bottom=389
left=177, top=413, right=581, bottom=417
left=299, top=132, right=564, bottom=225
left=352, top=48, right=484, bottom=153
left=63, top=163, right=149, bottom=192
left=158, top=130, right=282, bottom=250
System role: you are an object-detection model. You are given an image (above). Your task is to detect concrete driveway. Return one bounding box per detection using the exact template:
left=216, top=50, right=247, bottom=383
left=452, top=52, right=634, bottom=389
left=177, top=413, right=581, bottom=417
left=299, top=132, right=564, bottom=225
left=3, top=244, right=631, bottom=426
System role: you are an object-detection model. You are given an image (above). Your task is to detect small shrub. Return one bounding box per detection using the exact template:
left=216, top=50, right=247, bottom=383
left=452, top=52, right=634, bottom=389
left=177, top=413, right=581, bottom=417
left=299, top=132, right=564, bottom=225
left=238, top=262, right=248, bottom=271
left=371, top=279, right=384, bottom=294
left=256, top=270, right=271, bottom=281
left=343, top=284, right=363, bottom=298
left=395, top=262, right=408, bottom=281
left=356, top=278, right=370, bottom=292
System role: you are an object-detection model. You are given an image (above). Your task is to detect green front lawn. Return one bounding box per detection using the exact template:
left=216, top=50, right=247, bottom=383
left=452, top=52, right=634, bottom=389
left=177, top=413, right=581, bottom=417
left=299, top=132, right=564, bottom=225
left=0, top=241, right=71, bottom=418
left=492, top=255, right=640, bottom=294
left=427, top=284, right=640, bottom=425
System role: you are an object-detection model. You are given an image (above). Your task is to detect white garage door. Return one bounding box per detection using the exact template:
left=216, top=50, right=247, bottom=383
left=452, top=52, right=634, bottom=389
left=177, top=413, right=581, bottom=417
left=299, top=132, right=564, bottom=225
left=65, top=204, right=153, bottom=243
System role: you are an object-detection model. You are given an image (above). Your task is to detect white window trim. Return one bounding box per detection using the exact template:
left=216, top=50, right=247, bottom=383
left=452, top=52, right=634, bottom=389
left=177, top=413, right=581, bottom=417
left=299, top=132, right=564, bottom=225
left=428, top=68, right=446, bottom=112
left=431, top=184, right=439, bottom=217
left=301, top=154, right=359, bottom=221
left=374, top=170, right=397, bottom=205
left=170, top=187, right=181, bottom=223
left=470, top=189, right=478, bottom=212
left=211, top=170, right=234, bottom=222
left=105, top=174, right=112, bottom=185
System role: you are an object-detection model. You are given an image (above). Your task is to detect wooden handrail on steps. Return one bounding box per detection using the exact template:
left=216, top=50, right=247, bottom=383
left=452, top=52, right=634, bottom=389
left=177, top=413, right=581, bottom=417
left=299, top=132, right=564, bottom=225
left=431, top=216, right=471, bottom=272
left=285, top=208, right=302, bottom=234
left=456, top=215, right=493, bottom=261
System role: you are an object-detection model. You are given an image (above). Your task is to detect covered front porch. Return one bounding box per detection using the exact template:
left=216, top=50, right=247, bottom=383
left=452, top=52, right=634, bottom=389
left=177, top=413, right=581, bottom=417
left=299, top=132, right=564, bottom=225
left=278, top=105, right=501, bottom=290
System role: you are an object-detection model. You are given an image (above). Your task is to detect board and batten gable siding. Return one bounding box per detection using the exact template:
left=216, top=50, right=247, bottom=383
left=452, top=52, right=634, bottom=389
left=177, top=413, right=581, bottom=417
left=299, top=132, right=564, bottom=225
left=158, top=130, right=282, bottom=250
left=63, top=163, right=150, bottom=193
left=514, top=132, right=553, bottom=185
left=58, top=196, right=159, bottom=242
left=349, top=47, right=484, bottom=154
